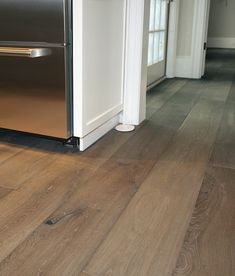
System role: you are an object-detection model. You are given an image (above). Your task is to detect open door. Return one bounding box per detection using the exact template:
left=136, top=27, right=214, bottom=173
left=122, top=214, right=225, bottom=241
left=147, top=0, right=170, bottom=88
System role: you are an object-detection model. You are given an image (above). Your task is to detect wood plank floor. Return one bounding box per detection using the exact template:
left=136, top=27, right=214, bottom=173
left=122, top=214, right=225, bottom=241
left=173, top=49, right=235, bottom=276
left=173, top=166, right=235, bottom=276
left=0, top=49, right=234, bottom=276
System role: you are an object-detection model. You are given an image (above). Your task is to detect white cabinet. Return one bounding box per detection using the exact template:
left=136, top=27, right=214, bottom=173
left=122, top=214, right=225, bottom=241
left=73, top=0, right=126, bottom=150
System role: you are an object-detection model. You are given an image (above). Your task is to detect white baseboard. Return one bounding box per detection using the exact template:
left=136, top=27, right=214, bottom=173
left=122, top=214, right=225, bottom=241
left=79, top=114, right=120, bottom=151
left=85, top=104, right=123, bottom=135
left=208, top=37, right=235, bottom=49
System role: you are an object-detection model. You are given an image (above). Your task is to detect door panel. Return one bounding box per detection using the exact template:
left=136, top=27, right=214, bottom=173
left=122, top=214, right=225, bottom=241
left=0, top=47, right=70, bottom=138
left=147, top=0, right=169, bottom=87
left=0, top=0, right=68, bottom=44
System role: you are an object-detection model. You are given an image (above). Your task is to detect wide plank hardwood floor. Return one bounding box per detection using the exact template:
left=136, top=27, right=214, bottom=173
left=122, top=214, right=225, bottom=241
left=0, top=49, right=234, bottom=276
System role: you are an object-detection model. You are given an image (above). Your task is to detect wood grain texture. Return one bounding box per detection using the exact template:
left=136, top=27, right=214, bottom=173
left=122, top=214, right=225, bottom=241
left=174, top=166, right=235, bottom=276
left=227, top=80, right=235, bottom=103
left=210, top=99, right=235, bottom=170
left=0, top=84, right=200, bottom=276
left=146, top=79, right=187, bottom=119
left=81, top=97, right=226, bottom=276
left=0, top=159, right=93, bottom=263
left=0, top=129, right=134, bottom=190
left=0, top=140, right=68, bottom=189
left=0, top=129, right=134, bottom=265
left=0, top=187, right=11, bottom=200
left=0, top=132, right=41, bottom=165
left=80, top=272, right=93, bottom=276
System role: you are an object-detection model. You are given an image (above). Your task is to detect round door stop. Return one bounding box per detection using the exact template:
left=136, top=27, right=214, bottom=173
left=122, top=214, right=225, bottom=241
left=115, top=124, right=135, bottom=132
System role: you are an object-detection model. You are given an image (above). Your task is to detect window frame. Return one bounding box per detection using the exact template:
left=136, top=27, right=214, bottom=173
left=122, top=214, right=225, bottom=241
left=148, top=0, right=168, bottom=66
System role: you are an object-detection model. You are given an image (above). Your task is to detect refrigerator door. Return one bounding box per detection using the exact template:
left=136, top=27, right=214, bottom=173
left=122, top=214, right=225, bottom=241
left=0, top=0, right=70, bottom=44
left=0, top=46, right=72, bottom=139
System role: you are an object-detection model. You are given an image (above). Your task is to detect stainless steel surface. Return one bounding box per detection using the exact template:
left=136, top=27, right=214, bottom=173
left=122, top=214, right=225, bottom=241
left=0, top=0, right=70, bottom=44
left=0, top=47, right=51, bottom=58
left=0, top=0, right=73, bottom=139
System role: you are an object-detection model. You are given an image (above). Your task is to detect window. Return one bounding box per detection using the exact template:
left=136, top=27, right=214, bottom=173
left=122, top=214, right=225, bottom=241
left=148, top=0, right=168, bottom=66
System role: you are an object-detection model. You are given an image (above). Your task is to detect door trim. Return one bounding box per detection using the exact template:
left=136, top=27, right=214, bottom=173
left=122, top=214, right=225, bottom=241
left=166, top=0, right=180, bottom=78
left=121, top=0, right=150, bottom=125
left=122, top=0, right=179, bottom=125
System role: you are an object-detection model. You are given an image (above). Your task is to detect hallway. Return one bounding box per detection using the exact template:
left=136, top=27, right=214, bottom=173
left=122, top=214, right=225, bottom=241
left=0, top=49, right=234, bottom=275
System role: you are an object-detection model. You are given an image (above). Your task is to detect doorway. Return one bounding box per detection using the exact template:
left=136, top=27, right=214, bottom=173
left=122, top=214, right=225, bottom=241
left=203, top=0, right=235, bottom=75
left=147, top=0, right=170, bottom=88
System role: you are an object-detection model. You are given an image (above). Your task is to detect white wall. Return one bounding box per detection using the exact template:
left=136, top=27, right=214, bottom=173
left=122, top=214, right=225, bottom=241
left=208, top=0, right=235, bottom=48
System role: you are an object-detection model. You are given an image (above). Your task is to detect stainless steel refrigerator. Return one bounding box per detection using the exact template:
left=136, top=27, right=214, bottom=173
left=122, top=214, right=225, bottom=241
left=0, top=0, right=73, bottom=139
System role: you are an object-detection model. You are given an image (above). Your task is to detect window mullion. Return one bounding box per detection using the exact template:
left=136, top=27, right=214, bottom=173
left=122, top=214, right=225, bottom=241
left=152, top=0, right=156, bottom=65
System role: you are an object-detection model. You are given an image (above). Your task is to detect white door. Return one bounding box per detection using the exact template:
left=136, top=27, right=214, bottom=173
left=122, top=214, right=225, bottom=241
left=147, top=0, right=170, bottom=87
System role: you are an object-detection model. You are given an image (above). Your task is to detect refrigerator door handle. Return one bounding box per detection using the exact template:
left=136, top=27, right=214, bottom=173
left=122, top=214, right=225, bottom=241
left=0, top=47, right=51, bottom=58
